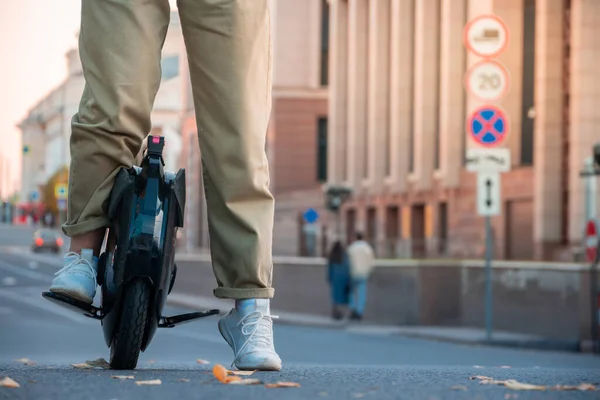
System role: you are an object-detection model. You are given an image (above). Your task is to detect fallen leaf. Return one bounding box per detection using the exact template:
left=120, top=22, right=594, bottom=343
left=147, top=360, right=156, bottom=364
left=196, top=359, right=210, bottom=365
left=111, top=375, right=135, bottom=380
left=228, top=379, right=262, bottom=385
left=265, top=382, right=301, bottom=388
left=212, top=364, right=242, bottom=384
left=0, top=377, right=19, bottom=388
left=450, top=385, right=468, bottom=391
left=229, top=370, right=256, bottom=376
left=72, top=363, right=93, bottom=369
left=27, top=380, right=37, bottom=384
left=85, top=358, right=110, bottom=369
left=14, top=358, right=36, bottom=365
left=135, top=379, right=162, bottom=386
left=553, top=383, right=597, bottom=391
left=504, top=394, right=518, bottom=399
left=500, top=366, right=512, bottom=369
left=470, top=375, right=494, bottom=381
left=503, top=380, right=546, bottom=391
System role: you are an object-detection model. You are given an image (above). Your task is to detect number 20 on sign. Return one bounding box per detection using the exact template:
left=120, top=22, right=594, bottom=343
left=465, top=59, right=510, bottom=102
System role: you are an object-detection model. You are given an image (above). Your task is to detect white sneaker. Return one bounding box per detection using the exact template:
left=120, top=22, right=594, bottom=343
left=49, top=249, right=98, bottom=304
left=218, top=299, right=282, bottom=371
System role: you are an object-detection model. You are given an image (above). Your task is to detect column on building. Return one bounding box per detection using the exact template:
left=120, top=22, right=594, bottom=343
left=346, top=0, right=369, bottom=188
left=438, top=0, right=467, bottom=188
left=568, top=0, right=600, bottom=242
left=327, top=0, right=349, bottom=184
left=492, top=0, right=525, bottom=165
left=366, top=0, right=391, bottom=192
left=388, top=0, right=415, bottom=193
left=532, top=0, right=565, bottom=258
left=411, top=0, right=441, bottom=190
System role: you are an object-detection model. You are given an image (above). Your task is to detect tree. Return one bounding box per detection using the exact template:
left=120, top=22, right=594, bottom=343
left=42, top=166, right=69, bottom=215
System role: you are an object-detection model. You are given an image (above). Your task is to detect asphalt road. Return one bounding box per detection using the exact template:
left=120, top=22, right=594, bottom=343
left=1, top=224, right=600, bottom=399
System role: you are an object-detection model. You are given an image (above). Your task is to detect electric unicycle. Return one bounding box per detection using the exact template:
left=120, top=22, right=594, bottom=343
left=43, top=135, right=219, bottom=369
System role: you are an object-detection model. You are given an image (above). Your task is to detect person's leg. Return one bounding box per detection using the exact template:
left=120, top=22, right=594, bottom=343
left=177, top=0, right=278, bottom=370
left=355, top=279, right=368, bottom=317
left=50, top=0, right=171, bottom=304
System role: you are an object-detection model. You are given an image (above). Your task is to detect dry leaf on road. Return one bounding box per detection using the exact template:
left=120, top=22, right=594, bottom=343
left=111, top=376, right=135, bottom=380
left=228, top=379, right=262, bottom=385
left=265, top=382, right=301, bottom=388
left=0, top=377, right=20, bottom=388
left=147, top=360, right=156, bottom=365
left=504, top=394, right=518, bottom=399
left=229, top=370, right=256, bottom=376
left=196, top=359, right=210, bottom=365
left=14, top=358, right=36, bottom=365
left=470, top=375, right=493, bottom=381
left=500, top=366, right=512, bottom=369
left=178, top=379, right=190, bottom=382
left=72, top=363, right=93, bottom=369
left=450, top=385, right=468, bottom=391
left=212, top=364, right=241, bottom=384
left=553, top=383, right=597, bottom=391
left=135, top=379, right=162, bottom=386
left=503, top=380, right=546, bottom=391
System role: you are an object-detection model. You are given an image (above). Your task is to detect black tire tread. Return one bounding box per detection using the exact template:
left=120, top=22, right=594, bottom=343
left=109, top=279, right=150, bottom=370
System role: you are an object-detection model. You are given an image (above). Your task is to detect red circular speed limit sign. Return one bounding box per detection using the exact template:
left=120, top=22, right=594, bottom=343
left=585, top=219, right=599, bottom=263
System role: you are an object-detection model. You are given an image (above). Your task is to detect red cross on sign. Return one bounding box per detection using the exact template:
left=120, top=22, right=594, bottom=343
left=585, top=219, right=599, bottom=263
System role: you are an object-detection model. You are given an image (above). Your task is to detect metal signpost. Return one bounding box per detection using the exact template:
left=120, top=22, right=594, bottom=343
left=303, top=208, right=319, bottom=257
left=55, top=183, right=68, bottom=223
left=580, top=148, right=600, bottom=353
left=463, top=14, right=510, bottom=342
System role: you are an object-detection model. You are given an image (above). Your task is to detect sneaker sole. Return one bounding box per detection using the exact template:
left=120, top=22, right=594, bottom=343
left=48, top=288, right=93, bottom=305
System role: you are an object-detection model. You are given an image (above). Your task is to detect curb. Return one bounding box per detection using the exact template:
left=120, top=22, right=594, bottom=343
left=391, top=332, right=581, bottom=353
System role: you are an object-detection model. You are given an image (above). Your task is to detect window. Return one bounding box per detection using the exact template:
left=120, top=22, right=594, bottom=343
left=520, top=0, right=536, bottom=165
left=317, top=117, right=328, bottom=182
left=320, top=0, right=330, bottom=86
left=161, top=55, right=179, bottom=81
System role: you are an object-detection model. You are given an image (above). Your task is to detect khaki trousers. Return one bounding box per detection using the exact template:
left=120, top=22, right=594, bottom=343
left=63, top=0, right=275, bottom=300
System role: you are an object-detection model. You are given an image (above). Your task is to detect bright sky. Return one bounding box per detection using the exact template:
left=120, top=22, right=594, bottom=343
left=0, top=0, right=178, bottom=199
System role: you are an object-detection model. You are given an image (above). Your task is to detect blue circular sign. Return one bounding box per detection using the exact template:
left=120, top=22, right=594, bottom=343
left=468, top=106, right=509, bottom=148
left=303, top=208, right=319, bottom=224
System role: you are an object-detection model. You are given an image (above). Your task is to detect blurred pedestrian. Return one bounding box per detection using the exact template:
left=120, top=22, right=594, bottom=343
left=327, top=240, right=350, bottom=320
left=347, top=232, right=375, bottom=321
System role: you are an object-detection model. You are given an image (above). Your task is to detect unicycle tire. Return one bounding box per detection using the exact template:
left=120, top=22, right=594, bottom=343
left=109, top=279, right=151, bottom=370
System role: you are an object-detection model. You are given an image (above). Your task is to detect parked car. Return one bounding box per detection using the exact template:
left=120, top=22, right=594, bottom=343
left=32, top=229, right=64, bottom=254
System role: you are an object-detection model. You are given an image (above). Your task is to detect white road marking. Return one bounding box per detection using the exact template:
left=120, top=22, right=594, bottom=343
left=0, top=260, right=54, bottom=282
left=0, top=287, right=95, bottom=325
left=2, top=276, right=17, bottom=286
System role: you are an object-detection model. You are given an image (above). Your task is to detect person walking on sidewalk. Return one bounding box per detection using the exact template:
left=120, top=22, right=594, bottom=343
left=326, top=241, right=351, bottom=320
left=347, top=232, right=375, bottom=321
left=47, top=0, right=281, bottom=371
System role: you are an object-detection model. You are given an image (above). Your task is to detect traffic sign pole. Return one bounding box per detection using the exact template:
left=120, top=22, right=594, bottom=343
left=464, top=13, right=510, bottom=342
left=484, top=215, right=494, bottom=341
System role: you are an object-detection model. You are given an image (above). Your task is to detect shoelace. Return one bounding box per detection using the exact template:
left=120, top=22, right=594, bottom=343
left=54, top=251, right=97, bottom=289
left=231, top=311, right=279, bottom=368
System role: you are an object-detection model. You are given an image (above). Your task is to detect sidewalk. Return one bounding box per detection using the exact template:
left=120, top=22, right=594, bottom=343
left=166, top=292, right=581, bottom=353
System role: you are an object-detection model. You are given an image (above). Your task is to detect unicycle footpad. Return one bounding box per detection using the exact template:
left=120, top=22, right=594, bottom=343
left=41, top=291, right=103, bottom=320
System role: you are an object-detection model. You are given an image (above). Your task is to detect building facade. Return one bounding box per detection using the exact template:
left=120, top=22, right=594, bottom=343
left=327, top=0, right=600, bottom=261
left=19, top=12, right=186, bottom=207
left=180, top=0, right=331, bottom=255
